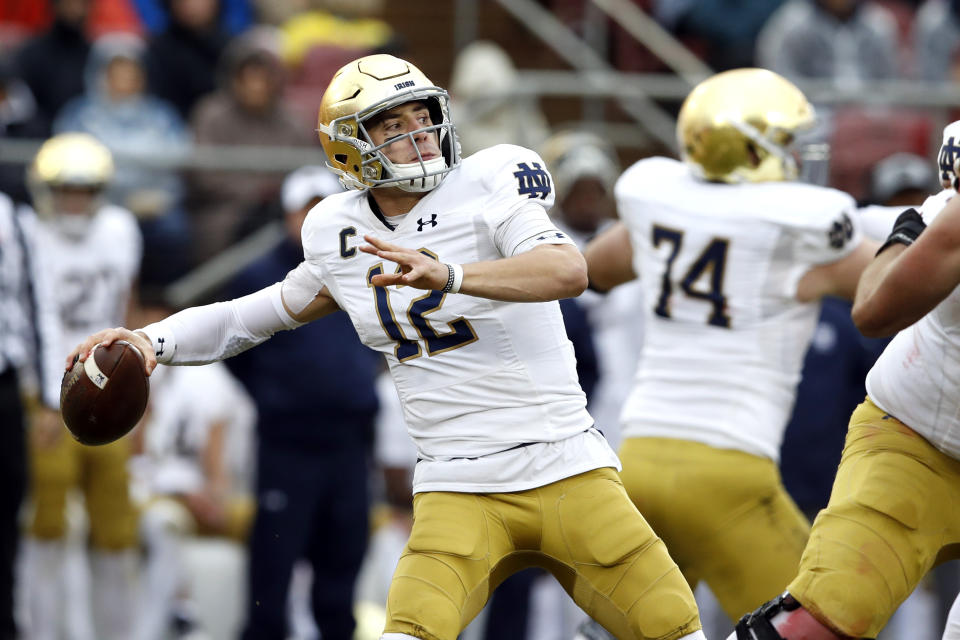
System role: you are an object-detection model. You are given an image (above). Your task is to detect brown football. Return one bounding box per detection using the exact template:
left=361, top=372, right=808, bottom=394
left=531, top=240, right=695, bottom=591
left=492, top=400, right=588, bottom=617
left=59, top=341, right=150, bottom=446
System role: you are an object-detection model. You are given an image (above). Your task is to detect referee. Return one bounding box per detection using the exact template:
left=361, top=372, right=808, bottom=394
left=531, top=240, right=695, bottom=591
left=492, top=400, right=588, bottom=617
left=0, top=190, right=58, bottom=640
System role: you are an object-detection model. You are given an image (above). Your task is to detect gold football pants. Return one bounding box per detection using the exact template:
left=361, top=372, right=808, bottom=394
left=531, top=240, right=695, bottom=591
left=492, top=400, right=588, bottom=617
left=618, top=437, right=810, bottom=620
left=29, top=434, right=137, bottom=550
left=788, top=397, right=960, bottom=638
left=383, top=467, right=701, bottom=640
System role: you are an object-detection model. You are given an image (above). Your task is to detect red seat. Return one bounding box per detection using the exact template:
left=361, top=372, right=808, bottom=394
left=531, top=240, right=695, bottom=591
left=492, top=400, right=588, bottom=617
left=828, top=107, right=933, bottom=201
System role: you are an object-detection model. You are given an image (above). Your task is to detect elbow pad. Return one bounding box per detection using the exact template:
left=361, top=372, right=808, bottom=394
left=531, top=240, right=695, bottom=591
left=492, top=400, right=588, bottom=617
left=139, top=283, right=303, bottom=365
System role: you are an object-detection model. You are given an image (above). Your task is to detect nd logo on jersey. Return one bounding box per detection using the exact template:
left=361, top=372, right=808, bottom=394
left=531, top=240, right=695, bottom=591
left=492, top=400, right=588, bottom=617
left=513, top=162, right=551, bottom=200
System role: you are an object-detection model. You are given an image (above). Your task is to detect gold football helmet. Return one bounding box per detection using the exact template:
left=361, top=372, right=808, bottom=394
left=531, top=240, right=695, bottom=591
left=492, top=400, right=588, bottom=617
left=27, top=133, right=114, bottom=236
left=317, top=54, right=460, bottom=192
left=677, top=68, right=816, bottom=183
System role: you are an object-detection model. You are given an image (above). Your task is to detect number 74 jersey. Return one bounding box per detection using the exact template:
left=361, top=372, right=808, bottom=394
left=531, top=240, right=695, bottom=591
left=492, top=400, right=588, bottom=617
left=616, top=157, right=861, bottom=462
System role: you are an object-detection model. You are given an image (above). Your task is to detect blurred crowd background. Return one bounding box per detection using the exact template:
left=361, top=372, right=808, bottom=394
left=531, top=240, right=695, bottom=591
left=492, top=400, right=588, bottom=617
left=2, top=0, right=960, bottom=639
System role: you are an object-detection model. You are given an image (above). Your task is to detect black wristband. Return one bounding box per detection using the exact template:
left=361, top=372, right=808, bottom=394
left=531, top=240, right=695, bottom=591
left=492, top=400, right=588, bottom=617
left=876, top=208, right=926, bottom=256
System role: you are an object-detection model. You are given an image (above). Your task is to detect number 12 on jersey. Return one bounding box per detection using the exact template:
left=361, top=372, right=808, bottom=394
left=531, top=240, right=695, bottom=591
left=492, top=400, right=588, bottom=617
left=367, top=253, right=478, bottom=362
left=652, top=225, right=731, bottom=328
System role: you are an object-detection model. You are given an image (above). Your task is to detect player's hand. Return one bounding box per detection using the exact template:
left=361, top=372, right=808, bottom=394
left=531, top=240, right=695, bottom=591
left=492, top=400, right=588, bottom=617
left=182, top=491, right=227, bottom=533
left=361, top=235, right=449, bottom=290
left=65, top=327, right=157, bottom=377
left=30, top=407, right=64, bottom=449
left=876, top=208, right=926, bottom=256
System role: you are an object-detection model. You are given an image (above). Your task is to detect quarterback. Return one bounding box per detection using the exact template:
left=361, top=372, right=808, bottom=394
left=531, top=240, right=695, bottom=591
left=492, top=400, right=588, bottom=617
left=583, top=68, right=876, bottom=624
left=732, top=122, right=960, bottom=640
left=66, top=55, right=706, bottom=640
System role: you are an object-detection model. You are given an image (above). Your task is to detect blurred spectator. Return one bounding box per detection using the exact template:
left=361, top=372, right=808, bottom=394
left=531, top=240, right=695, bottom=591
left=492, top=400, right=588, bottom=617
left=913, top=0, right=960, bottom=82
left=145, top=0, right=231, bottom=121
left=130, top=294, right=256, bottom=640
left=449, top=40, right=551, bottom=158
left=53, top=32, right=193, bottom=286
left=13, top=0, right=93, bottom=133
left=226, top=166, right=380, bottom=640
left=867, top=151, right=939, bottom=207
left=279, top=0, right=397, bottom=68
left=278, top=0, right=400, bottom=130
left=756, top=0, right=901, bottom=87
left=132, top=0, right=254, bottom=35
left=654, top=0, right=786, bottom=70
left=0, top=57, right=46, bottom=205
left=187, top=27, right=313, bottom=263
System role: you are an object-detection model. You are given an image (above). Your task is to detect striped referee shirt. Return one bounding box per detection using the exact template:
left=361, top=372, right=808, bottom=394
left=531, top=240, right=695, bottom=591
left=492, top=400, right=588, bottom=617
left=0, top=192, right=60, bottom=407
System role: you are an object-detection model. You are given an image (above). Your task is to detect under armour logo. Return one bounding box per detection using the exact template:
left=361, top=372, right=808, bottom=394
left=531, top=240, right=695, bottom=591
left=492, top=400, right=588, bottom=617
left=417, top=214, right=438, bottom=231
left=156, top=337, right=165, bottom=357
left=537, top=232, right=567, bottom=241
left=940, top=136, right=960, bottom=182
left=513, top=162, right=552, bottom=200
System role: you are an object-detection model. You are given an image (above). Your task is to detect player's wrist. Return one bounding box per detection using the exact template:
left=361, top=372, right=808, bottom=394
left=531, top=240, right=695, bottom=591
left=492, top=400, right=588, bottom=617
left=441, top=262, right=463, bottom=294
left=136, top=323, right=175, bottom=364
left=876, top=208, right=925, bottom=256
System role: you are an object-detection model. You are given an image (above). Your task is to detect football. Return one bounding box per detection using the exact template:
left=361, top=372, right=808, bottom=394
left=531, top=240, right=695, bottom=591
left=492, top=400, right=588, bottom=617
left=59, top=341, right=150, bottom=446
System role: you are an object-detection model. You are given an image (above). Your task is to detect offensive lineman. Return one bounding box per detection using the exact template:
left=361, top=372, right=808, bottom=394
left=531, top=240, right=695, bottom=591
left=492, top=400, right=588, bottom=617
left=731, top=121, right=960, bottom=639
left=65, top=54, right=707, bottom=640
left=583, top=68, right=876, bottom=626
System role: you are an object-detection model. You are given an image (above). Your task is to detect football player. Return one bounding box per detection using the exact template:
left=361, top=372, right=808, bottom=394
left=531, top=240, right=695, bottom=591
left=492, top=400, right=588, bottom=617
left=583, top=68, right=877, bottom=628
left=729, top=121, right=960, bottom=640
left=65, top=54, right=707, bottom=640
left=24, top=133, right=142, bottom=640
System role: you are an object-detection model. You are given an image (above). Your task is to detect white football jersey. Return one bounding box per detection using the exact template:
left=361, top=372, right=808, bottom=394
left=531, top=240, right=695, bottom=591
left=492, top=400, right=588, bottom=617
left=137, top=362, right=256, bottom=496
left=33, top=205, right=141, bottom=401
left=617, top=157, right=861, bottom=461
left=866, top=188, right=960, bottom=460
left=291, top=144, right=618, bottom=493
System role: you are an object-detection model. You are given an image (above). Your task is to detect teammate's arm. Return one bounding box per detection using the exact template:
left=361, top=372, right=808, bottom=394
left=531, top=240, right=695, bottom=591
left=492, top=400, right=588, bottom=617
left=794, top=238, right=878, bottom=303
left=852, top=199, right=960, bottom=337
left=583, top=222, right=637, bottom=292
left=363, top=235, right=588, bottom=302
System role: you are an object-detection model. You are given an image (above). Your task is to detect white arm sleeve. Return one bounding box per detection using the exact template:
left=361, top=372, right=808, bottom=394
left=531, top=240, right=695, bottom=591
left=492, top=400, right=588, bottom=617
left=138, top=282, right=303, bottom=365
left=493, top=201, right=577, bottom=256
